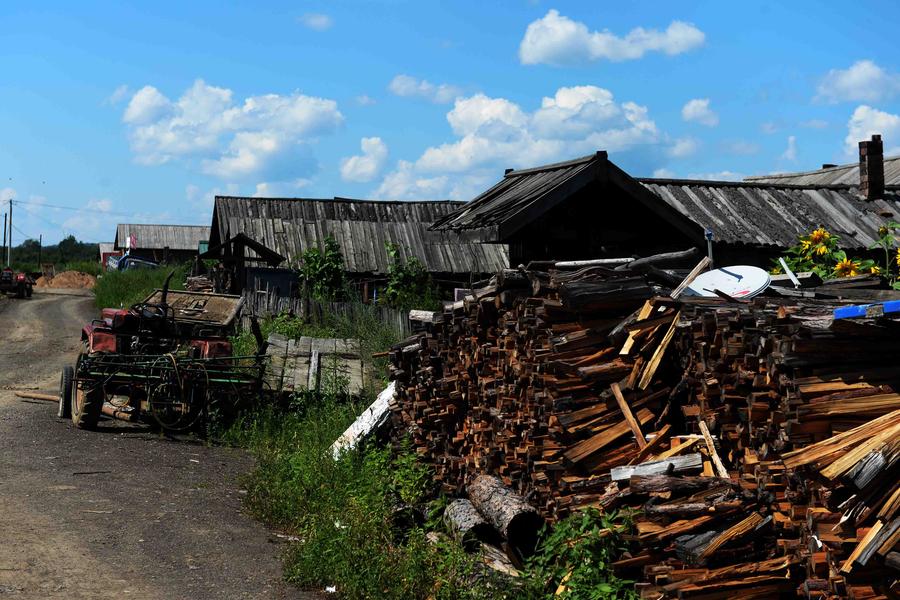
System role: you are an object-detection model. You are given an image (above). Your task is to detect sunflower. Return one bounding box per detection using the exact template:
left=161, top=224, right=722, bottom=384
left=870, top=265, right=882, bottom=275
left=809, top=228, right=831, bottom=244
left=879, top=225, right=890, bottom=238
left=816, top=244, right=828, bottom=256
left=800, top=239, right=812, bottom=252
left=834, top=258, right=859, bottom=277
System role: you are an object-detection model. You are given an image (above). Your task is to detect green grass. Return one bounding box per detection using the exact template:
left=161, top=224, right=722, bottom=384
left=223, top=396, right=509, bottom=599
left=92, top=264, right=188, bottom=310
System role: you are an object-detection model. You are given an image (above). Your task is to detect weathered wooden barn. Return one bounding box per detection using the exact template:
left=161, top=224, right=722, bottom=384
left=431, top=136, right=900, bottom=268
left=114, top=224, right=210, bottom=264
left=208, top=196, right=509, bottom=299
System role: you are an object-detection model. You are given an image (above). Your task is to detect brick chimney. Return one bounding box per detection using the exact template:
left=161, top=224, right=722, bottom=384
left=859, top=134, right=884, bottom=200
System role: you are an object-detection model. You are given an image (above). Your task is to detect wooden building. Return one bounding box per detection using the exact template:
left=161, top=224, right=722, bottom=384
left=208, top=196, right=509, bottom=297
left=431, top=137, right=900, bottom=268
left=114, top=224, right=210, bottom=264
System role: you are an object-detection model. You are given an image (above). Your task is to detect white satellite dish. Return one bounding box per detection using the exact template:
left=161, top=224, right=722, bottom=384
left=685, top=265, right=771, bottom=299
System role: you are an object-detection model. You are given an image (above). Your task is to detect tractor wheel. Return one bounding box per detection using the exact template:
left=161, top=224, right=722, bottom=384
left=16, top=283, right=25, bottom=299
left=58, top=367, right=74, bottom=419
left=26, top=285, right=32, bottom=298
left=71, top=384, right=103, bottom=429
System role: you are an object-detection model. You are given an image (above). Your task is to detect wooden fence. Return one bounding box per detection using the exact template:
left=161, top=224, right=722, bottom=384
left=240, top=288, right=412, bottom=339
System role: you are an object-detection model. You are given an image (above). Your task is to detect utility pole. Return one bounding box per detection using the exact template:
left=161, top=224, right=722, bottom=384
left=2, top=213, right=6, bottom=266
left=38, top=234, right=42, bottom=272
left=7, top=199, right=11, bottom=267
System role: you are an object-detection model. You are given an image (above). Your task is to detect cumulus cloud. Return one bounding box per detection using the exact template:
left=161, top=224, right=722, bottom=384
left=781, top=135, right=797, bottom=161
left=668, top=137, right=699, bottom=158
left=519, top=10, right=704, bottom=66
left=652, top=168, right=676, bottom=178
left=374, top=85, right=660, bottom=199
left=105, top=84, right=131, bottom=106
left=681, top=98, right=718, bottom=126
left=122, top=79, right=343, bottom=182
left=388, top=75, right=462, bottom=104
left=298, top=13, right=333, bottom=31
left=845, top=105, right=900, bottom=155
left=356, top=94, right=376, bottom=106
left=817, top=60, right=900, bottom=103
left=340, top=137, right=389, bottom=182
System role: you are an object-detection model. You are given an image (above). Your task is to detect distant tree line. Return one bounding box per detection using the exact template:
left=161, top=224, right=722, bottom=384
left=7, top=235, right=99, bottom=268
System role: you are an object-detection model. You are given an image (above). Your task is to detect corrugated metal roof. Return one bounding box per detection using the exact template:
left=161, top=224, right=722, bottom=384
left=639, top=179, right=900, bottom=249
left=211, top=196, right=509, bottom=275
left=430, top=153, right=601, bottom=233
left=744, top=156, right=900, bottom=186
left=114, top=224, right=210, bottom=251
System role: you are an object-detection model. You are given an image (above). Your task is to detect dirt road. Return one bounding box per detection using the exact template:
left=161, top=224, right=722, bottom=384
left=0, top=293, right=310, bottom=599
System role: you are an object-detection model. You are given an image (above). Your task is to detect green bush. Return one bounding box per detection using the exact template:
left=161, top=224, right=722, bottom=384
left=224, top=396, right=505, bottom=600
left=93, top=265, right=188, bottom=310
left=299, top=236, right=347, bottom=301
left=383, top=242, right=441, bottom=311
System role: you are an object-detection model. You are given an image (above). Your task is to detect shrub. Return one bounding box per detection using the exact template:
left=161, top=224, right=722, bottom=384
left=299, top=236, right=347, bottom=301
left=383, top=242, right=440, bottom=311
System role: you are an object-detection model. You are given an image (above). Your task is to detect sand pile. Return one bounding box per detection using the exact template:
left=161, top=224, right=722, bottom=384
left=35, top=271, right=97, bottom=289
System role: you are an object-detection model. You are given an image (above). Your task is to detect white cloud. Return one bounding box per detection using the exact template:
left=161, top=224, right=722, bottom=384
left=298, top=13, right=333, bottom=31
left=388, top=74, right=462, bottom=104
left=355, top=94, right=376, bottom=106
left=0, top=187, right=16, bottom=201
left=519, top=10, right=704, bottom=66
left=59, top=198, right=116, bottom=242
left=686, top=170, right=744, bottom=181
left=668, top=137, right=699, bottom=158
left=652, top=168, right=676, bottom=178
left=760, top=122, right=778, bottom=134
left=817, top=60, right=900, bottom=103
left=122, top=79, right=343, bottom=182
left=374, top=85, right=660, bottom=199
left=340, top=137, right=389, bottom=182
left=781, top=135, right=797, bottom=161
left=681, top=98, right=718, bottom=126
left=123, top=85, right=172, bottom=124
left=800, top=119, right=829, bottom=129
left=253, top=179, right=311, bottom=197
left=105, top=84, right=130, bottom=106
left=844, top=105, right=900, bottom=155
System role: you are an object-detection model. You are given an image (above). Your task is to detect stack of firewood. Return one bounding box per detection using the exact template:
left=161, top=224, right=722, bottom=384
left=387, top=262, right=900, bottom=598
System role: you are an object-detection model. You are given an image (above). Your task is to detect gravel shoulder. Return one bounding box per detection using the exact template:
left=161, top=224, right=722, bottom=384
left=0, top=294, right=311, bottom=599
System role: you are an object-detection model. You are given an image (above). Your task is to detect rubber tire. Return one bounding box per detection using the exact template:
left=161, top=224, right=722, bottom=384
left=26, top=285, right=32, bottom=298
left=16, top=283, right=24, bottom=299
left=58, top=366, right=74, bottom=419
left=71, top=385, right=103, bottom=429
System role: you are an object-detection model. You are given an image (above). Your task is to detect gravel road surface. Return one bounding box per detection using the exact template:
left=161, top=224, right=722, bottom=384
left=0, top=292, right=311, bottom=599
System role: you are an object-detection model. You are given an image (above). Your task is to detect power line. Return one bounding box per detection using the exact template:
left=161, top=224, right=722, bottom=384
left=11, top=198, right=140, bottom=219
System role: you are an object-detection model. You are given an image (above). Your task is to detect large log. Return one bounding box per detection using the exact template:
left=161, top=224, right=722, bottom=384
left=559, top=277, right=653, bottom=312
left=467, top=475, right=543, bottom=556
left=613, top=247, right=700, bottom=272
left=444, top=498, right=497, bottom=549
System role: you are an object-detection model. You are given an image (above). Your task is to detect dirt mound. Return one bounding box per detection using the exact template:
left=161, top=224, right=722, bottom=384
left=35, top=271, right=97, bottom=289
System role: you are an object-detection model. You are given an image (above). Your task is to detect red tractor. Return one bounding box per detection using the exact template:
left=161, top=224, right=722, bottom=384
left=59, top=273, right=266, bottom=432
left=0, top=267, right=33, bottom=298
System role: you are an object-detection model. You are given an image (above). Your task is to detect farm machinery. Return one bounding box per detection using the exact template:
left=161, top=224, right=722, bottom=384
left=59, top=273, right=267, bottom=432
left=0, top=266, right=34, bottom=298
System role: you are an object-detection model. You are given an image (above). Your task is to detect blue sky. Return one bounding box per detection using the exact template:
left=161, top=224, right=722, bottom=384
left=2, top=1, right=900, bottom=243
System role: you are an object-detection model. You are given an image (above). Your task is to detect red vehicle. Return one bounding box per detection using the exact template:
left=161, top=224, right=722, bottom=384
left=59, top=274, right=265, bottom=431
left=0, top=267, right=33, bottom=298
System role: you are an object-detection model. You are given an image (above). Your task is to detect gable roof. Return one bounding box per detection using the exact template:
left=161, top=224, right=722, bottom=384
left=114, top=224, right=210, bottom=251
left=744, top=155, right=900, bottom=186
left=210, top=196, right=509, bottom=275
left=638, top=178, right=900, bottom=249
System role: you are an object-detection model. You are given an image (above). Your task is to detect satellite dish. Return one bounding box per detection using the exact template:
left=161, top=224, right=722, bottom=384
left=685, top=265, right=771, bottom=299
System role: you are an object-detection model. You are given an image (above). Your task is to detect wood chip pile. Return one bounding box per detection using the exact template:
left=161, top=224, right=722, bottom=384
left=387, top=263, right=900, bottom=599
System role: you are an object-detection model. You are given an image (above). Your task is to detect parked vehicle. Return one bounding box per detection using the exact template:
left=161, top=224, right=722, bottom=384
left=59, top=273, right=266, bottom=431
left=106, top=254, right=159, bottom=271
left=0, top=267, right=34, bottom=298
